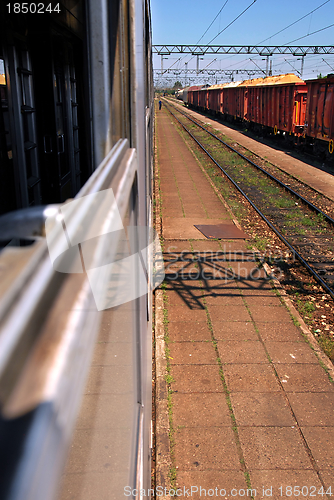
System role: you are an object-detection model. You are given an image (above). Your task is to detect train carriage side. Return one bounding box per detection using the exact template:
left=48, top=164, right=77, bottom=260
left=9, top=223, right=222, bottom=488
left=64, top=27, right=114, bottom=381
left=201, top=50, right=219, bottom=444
left=222, top=81, right=244, bottom=121
left=207, top=84, right=227, bottom=115
left=305, top=75, right=334, bottom=156
left=185, top=85, right=203, bottom=107
left=246, top=74, right=307, bottom=139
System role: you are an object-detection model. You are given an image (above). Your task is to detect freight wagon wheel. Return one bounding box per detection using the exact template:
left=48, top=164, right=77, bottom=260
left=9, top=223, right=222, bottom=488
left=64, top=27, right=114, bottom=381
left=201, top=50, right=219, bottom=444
left=329, top=139, right=334, bottom=154
left=274, top=125, right=278, bottom=135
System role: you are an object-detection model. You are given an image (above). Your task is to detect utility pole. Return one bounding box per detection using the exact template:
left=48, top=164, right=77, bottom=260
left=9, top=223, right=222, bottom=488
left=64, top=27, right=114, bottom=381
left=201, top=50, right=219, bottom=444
left=160, top=55, right=168, bottom=75
left=196, top=55, right=204, bottom=74
left=300, top=55, right=305, bottom=78
left=266, top=55, right=270, bottom=77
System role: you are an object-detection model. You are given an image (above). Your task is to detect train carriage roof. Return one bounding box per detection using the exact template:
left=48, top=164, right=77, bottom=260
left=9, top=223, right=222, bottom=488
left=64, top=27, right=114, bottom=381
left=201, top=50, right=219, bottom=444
left=207, top=83, right=229, bottom=90
left=187, top=85, right=205, bottom=91
left=238, top=73, right=305, bottom=87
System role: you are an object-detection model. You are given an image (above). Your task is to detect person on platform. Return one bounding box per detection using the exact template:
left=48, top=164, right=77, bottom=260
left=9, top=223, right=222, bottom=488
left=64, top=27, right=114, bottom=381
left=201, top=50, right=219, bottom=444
left=159, top=100, right=162, bottom=110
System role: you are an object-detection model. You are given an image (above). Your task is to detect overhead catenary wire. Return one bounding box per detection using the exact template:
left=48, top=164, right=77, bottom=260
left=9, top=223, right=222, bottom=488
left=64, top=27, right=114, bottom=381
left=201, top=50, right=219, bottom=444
left=181, top=2, right=230, bottom=70
left=255, top=0, right=331, bottom=45
left=196, top=0, right=229, bottom=44
left=284, top=22, right=334, bottom=45
left=207, top=0, right=258, bottom=45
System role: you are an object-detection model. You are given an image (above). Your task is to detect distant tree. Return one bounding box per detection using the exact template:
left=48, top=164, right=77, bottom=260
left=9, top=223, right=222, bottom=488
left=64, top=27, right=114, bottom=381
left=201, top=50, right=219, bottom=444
left=173, top=81, right=182, bottom=88
left=317, top=73, right=324, bottom=79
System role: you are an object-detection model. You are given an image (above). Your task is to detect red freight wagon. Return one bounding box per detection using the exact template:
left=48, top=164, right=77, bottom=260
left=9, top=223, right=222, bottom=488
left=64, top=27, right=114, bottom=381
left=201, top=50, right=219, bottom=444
left=222, top=81, right=246, bottom=120
left=186, top=85, right=204, bottom=106
left=305, top=76, right=334, bottom=153
left=207, top=84, right=226, bottom=114
left=246, top=74, right=307, bottom=137
left=198, top=87, right=209, bottom=111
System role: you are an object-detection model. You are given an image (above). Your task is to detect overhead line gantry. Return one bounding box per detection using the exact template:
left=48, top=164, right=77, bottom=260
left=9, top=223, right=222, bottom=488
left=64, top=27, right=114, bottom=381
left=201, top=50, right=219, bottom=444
left=153, top=45, right=334, bottom=56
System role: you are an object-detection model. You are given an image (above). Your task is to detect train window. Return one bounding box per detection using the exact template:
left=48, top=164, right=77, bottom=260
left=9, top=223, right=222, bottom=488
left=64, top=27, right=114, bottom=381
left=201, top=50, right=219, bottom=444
left=0, top=59, right=5, bottom=84
left=0, top=57, right=16, bottom=215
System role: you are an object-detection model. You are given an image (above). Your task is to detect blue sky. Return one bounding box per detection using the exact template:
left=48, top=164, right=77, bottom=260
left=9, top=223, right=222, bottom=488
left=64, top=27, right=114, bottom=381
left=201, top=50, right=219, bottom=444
left=151, top=0, right=334, bottom=86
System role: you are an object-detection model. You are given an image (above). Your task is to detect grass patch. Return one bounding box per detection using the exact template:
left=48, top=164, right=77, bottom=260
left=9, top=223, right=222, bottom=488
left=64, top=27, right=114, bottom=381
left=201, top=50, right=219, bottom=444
left=317, top=335, right=334, bottom=362
left=161, top=287, right=177, bottom=488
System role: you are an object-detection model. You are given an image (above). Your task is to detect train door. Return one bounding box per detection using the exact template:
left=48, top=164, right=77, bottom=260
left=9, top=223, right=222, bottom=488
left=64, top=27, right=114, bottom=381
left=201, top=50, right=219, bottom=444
left=52, top=37, right=81, bottom=201
left=29, top=25, right=89, bottom=204
left=31, top=31, right=82, bottom=203
left=2, top=40, right=41, bottom=210
left=294, top=91, right=307, bottom=127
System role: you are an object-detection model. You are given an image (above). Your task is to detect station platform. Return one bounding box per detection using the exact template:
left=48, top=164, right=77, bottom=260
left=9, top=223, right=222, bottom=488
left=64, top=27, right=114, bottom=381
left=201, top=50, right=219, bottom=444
left=171, top=100, right=334, bottom=203
left=155, top=102, right=334, bottom=499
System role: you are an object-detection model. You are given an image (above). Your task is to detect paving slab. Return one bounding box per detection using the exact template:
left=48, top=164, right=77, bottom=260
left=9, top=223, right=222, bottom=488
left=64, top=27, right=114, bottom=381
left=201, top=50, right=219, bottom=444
left=249, top=305, right=293, bottom=323
left=244, top=295, right=283, bottom=307
left=249, top=470, right=324, bottom=500
left=231, top=393, right=295, bottom=427
left=169, top=342, right=217, bottom=365
left=301, top=427, right=334, bottom=469
left=171, top=365, right=224, bottom=393
left=174, top=427, right=240, bottom=470
left=218, top=340, right=269, bottom=364
left=175, top=470, right=247, bottom=499
left=168, top=305, right=207, bottom=323
left=173, top=393, right=231, bottom=427
left=275, top=364, right=334, bottom=392
left=288, top=393, right=334, bottom=426
left=265, top=341, right=319, bottom=364
left=223, top=364, right=281, bottom=393
left=163, top=217, right=232, bottom=240
left=165, top=291, right=205, bottom=308
left=168, top=322, right=211, bottom=342
left=213, top=321, right=258, bottom=341
left=210, top=304, right=252, bottom=322
left=202, top=279, right=242, bottom=293
left=205, top=293, right=245, bottom=306
left=256, top=322, right=304, bottom=342
left=238, top=427, right=312, bottom=470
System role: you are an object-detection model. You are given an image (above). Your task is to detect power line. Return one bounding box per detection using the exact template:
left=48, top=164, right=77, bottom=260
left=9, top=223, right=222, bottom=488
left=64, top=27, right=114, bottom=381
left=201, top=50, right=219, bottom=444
left=179, top=1, right=230, bottom=70
left=284, top=22, right=334, bottom=45
left=207, top=0, right=258, bottom=45
left=322, top=58, right=334, bottom=71
left=197, top=0, right=229, bottom=44
left=255, top=0, right=331, bottom=45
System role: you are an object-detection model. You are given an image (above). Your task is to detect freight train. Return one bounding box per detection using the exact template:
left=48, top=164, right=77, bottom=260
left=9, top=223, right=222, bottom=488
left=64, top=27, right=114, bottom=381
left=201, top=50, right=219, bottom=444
left=0, top=1, right=155, bottom=499
left=179, top=74, right=334, bottom=158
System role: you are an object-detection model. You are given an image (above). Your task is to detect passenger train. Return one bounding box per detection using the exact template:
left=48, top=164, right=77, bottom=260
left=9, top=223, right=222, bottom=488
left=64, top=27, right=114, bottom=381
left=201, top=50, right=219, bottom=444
left=0, top=1, right=155, bottom=499
left=178, top=74, right=334, bottom=158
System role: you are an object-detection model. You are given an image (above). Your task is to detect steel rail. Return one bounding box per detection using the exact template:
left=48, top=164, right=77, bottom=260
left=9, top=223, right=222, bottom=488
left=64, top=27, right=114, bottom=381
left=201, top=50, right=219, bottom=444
left=169, top=101, right=334, bottom=225
left=163, top=101, right=334, bottom=301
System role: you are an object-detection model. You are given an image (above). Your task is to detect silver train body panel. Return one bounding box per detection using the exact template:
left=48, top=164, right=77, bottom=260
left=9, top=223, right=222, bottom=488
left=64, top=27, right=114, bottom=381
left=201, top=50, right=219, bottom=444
left=0, top=0, right=154, bottom=498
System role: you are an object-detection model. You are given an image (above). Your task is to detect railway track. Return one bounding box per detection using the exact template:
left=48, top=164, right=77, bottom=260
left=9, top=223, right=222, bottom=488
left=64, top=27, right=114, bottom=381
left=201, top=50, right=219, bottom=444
left=163, top=99, right=334, bottom=301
